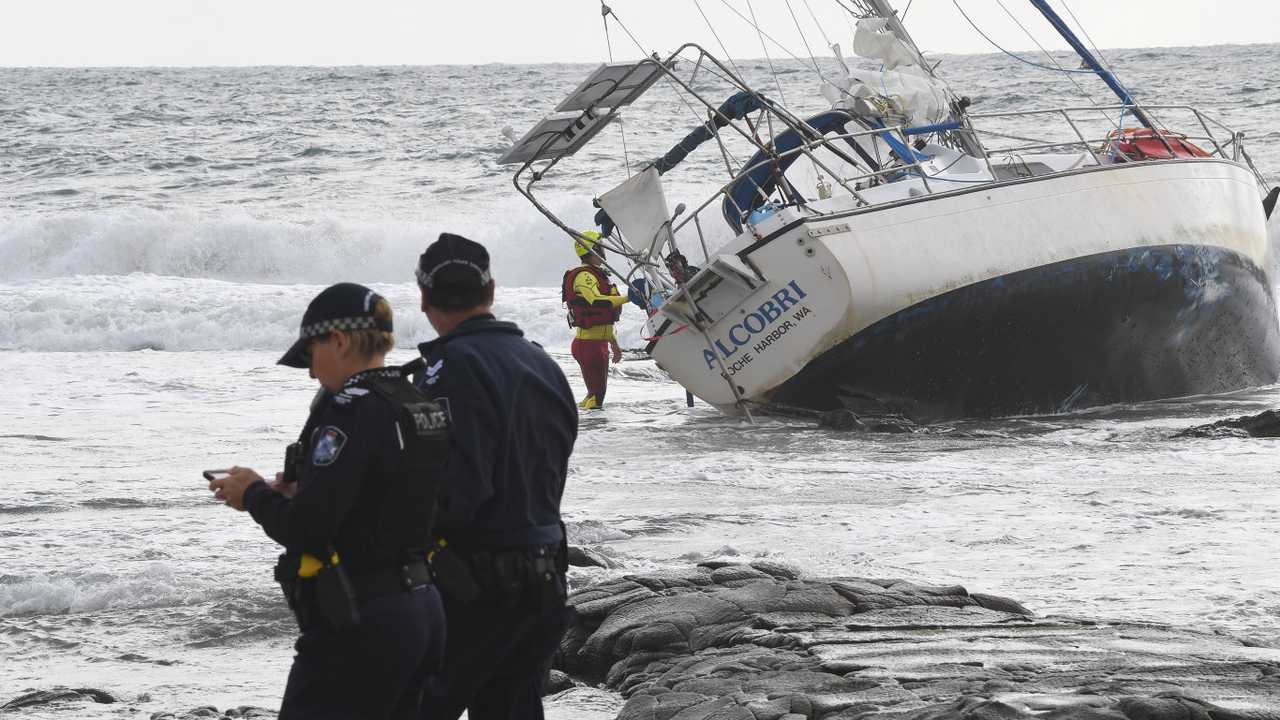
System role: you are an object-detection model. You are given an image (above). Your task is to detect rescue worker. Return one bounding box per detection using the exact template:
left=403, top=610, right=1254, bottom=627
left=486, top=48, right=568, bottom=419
left=409, top=233, right=577, bottom=720
left=562, top=230, right=628, bottom=409
left=208, top=282, right=449, bottom=720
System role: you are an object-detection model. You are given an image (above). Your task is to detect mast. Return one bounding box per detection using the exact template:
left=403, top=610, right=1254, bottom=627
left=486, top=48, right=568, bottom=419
left=861, top=0, right=987, bottom=156
left=864, top=0, right=931, bottom=70
left=1027, top=0, right=1155, bottom=129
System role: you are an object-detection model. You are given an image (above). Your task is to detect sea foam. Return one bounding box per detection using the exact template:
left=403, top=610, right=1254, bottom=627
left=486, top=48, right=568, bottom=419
left=0, top=275, right=647, bottom=352
left=0, top=564, right=198, bottom=617
left=0, top=199, right=605, bottom=289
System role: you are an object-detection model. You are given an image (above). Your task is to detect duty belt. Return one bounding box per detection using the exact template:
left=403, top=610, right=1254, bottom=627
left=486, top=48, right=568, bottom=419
left=348, top=559, right=433, bottom=601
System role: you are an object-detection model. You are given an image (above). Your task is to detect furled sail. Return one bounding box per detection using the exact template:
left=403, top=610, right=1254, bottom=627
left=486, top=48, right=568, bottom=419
left=820, top=18, right=950, bottom=127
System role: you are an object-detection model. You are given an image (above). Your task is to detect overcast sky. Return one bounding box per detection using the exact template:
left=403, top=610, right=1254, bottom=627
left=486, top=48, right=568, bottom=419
left=1, top=0, right=1276, bottom=67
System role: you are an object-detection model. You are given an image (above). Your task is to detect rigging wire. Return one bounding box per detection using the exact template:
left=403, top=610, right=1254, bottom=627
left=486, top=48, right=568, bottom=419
left=746, top=0, right=788, bottom=108
left=801, top=0, right=833, bottom=47
left=600, top=3, right=633, bottom=177
left=693, top=0, right=744, bottom=77
left=784, top=0, right=827, bottom=81
left=671, top=49, right=747, bottom=169
left=723, top=0, right=831, bottom=181
left=606, top=5, right=750, bottom=175
left=992, top=0, right=1120, bottom=130
left=1059, top=0, right=1113, bottom=73
left=714, top=0, right=817, bottom=73
left=1058, top=0, right=1162, bottom=130
left=950, top=0, right=1093, bottom=74
left=603, top=5, right=722, bottom=131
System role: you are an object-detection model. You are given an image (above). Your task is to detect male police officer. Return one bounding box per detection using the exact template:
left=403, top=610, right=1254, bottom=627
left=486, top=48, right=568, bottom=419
left=210, top=283, right=449, bottom=720
left=410, top=233, right=577, bottom=720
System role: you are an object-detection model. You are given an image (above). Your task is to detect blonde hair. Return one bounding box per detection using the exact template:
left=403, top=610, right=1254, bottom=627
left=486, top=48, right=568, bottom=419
left=345, top=297, right=395, bottom=359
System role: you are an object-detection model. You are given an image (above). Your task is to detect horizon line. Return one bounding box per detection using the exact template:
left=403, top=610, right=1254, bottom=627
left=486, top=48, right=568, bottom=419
left=0, top=39, right=1275, bottom=70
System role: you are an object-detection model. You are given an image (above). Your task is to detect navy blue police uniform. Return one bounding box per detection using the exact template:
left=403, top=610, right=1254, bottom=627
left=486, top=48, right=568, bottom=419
left=242, top=283, right=451, bottom=720
left=413, top=314, right=578, bottom=720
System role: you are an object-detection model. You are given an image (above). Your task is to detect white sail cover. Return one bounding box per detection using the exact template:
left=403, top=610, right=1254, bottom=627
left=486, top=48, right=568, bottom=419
left=852, top=17, right=917, bottom=70
left=820, top=18, right=950, bottom=127
left=597, top=166, right=672, bottom=261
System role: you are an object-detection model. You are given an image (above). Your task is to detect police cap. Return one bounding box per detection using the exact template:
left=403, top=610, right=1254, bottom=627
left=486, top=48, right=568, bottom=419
left=278, top=282, right=392, bottom=368
left=416, top=233, right=492, bottom=289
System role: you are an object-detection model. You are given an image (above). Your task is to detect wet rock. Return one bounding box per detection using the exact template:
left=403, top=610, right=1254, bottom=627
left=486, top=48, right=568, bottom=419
left=224, top=708, right=276, bottom=718
left=151, top=708, right=220, bottom=720
left=569, top=544, right=619, bottom=568
left=3, top=687, right=116, bottom=709
left=149, top=707, right=274, bottom=719
left=1176, top=409, right=1280, bottom=438
left=557, top=564, right=1280, bottom=719
left=545, top=669, right=575, bottom=695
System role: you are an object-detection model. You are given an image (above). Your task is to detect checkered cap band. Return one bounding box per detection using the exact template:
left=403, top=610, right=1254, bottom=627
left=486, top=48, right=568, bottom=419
left=299, top=316, right=380, bottom=340
left=416, top=259, right=492, bottom=288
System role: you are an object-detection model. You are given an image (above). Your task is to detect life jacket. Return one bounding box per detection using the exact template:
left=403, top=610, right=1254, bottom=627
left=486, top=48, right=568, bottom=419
left=561, top=265, right=622, bottom=329
left=1106, top=128, right=1210, bottom=162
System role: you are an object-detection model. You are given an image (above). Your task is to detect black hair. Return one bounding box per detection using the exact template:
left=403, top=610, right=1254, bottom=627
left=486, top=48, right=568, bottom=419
left=421, top=266, right=494, bottom=312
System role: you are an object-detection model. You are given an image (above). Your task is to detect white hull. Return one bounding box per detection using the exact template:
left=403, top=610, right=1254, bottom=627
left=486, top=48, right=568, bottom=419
left=650, top=159, right=1277, bottom=417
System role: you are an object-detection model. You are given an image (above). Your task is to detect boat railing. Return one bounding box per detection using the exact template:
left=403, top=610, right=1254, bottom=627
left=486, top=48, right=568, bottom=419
left=504, top=44, right=1266, bottom=298
left=668, top=103, right=1266, bottom=266
left=967, top=104, right=1239, bottom=158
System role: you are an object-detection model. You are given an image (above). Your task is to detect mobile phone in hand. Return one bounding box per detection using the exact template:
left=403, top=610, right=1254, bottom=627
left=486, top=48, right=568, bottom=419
left=202, top=469, right=231, bottom=481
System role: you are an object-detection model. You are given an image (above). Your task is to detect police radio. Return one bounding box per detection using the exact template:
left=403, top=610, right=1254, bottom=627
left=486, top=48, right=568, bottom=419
left=282, top=440, right=304, bottom=484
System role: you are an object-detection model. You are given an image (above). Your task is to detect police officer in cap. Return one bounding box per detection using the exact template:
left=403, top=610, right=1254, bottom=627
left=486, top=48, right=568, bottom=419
left=410, top=234, right=577, bottom=719
left=209, top=282, right=450, bottom=720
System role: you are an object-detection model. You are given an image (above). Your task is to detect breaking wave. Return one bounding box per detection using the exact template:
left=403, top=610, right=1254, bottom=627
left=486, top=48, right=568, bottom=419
left=0, top=274, right=647, bottom=352
left=0, top=199, right=598, bottom=289
left=0, top=564, right=206, bottom=617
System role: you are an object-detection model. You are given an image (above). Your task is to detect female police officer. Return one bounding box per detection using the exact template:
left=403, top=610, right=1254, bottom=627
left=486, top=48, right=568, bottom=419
left=209, top=282, right=449, bottom=720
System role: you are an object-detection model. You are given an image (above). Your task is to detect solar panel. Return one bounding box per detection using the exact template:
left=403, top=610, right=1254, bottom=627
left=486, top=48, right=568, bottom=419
left=554, top=60, right=672, bottom=113
left=497, top=108, right=617, bottom=166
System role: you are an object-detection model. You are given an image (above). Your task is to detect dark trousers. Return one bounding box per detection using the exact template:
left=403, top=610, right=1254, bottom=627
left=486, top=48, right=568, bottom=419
left=280, top=586, right=446, bottom=720
left=420, top=595, right=571, bottom=720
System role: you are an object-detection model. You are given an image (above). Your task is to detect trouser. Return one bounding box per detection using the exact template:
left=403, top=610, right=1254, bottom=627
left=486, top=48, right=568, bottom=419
left=571, top=337, right=610, bottom=403
left=420, top=595, right=572, bottom=720
left=280, top=586, right=445, bottom=720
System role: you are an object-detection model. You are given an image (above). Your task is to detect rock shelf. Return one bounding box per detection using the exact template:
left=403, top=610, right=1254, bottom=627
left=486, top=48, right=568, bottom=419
left=557, top=561, right=1280, bottom=719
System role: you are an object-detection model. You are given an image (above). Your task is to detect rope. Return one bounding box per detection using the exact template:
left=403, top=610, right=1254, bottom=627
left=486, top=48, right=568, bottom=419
left=746, top=0, right=788, bottom=107
left=600, top=3, right=633, bottom=178
left=951, top=0, right=1093, bottom=74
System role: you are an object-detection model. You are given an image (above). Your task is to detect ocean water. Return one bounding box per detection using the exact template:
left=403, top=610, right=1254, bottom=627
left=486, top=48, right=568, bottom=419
left=3, top=44, right=1280, bottom=717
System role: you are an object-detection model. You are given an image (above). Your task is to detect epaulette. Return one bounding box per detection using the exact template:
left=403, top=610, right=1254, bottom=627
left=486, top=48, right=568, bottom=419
left=331, top=386, right=371, bottom=407
left=332, top=368, right=404, bottom=407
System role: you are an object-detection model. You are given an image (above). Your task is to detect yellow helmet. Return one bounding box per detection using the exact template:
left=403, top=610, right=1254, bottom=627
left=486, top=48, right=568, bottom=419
left=575, top=230, right=601, bottom=259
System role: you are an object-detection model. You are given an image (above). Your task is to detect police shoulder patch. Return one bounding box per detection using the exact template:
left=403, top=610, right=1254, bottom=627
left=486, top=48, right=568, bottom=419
left=424, top=359, right=444, bottom=386
left=312, top=426, right=349, bottom=466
